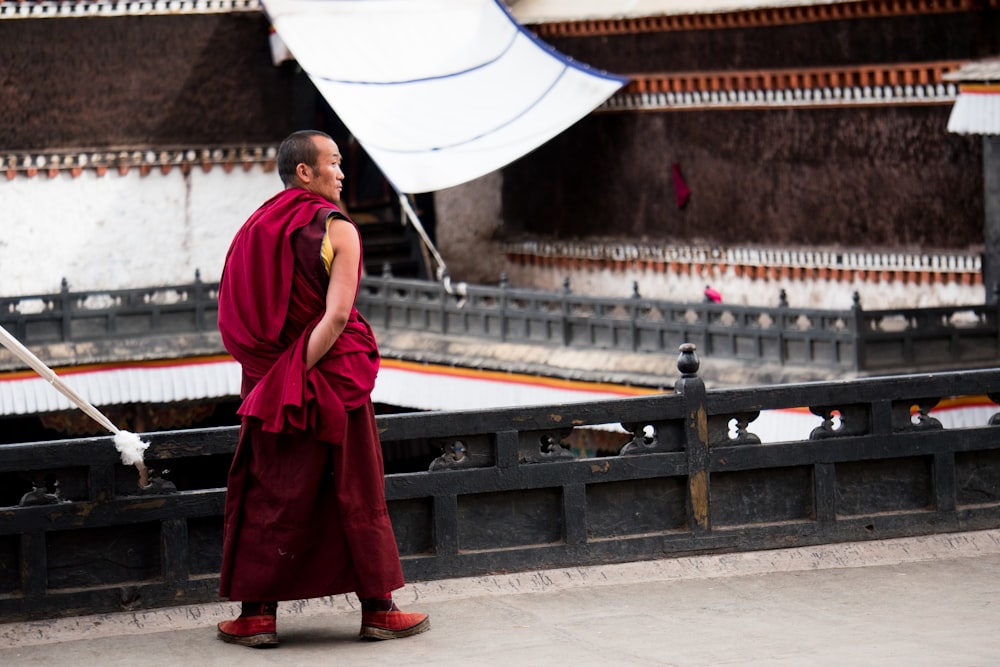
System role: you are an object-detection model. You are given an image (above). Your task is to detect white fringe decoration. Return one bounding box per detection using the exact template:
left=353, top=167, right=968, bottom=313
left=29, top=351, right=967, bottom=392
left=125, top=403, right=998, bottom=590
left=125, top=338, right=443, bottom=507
left=948, top=87, right=1000, bottom=136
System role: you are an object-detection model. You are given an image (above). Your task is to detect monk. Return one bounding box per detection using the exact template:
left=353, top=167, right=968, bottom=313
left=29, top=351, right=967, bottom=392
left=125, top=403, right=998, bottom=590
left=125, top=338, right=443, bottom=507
left=215, top=129, right=429, bottom=648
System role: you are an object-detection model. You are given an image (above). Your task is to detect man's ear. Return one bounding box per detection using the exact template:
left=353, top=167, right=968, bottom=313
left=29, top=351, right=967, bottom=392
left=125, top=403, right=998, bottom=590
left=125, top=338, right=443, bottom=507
left=296, top=162, right=313, bottom=183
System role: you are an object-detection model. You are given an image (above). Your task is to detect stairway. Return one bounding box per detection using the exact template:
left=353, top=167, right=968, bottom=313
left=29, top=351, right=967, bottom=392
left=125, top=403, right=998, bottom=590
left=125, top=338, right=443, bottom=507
left=350, top=197, right=433, bottom=280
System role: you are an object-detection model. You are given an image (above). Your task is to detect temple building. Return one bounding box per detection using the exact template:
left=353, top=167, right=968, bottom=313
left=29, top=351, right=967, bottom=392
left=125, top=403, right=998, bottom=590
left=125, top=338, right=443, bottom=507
left=465, top=0, right=999, bottom=309
left=2, top=1, right=996, bottom=304
left=1, top=0, right=998, bottom=442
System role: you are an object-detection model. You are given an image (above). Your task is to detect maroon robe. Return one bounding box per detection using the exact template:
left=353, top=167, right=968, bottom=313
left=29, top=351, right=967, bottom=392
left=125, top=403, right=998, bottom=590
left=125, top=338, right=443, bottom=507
left=217, top=187, right=404, bottom=601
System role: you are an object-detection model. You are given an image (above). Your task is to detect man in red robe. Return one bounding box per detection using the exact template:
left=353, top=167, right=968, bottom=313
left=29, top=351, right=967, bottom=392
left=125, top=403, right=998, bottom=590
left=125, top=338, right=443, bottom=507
left=215, top=130, right=429, bottom=648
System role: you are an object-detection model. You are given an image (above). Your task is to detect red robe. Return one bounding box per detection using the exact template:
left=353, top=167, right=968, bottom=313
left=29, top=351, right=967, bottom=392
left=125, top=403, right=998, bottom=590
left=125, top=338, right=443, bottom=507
left=217, top=187, right=404, bottom=601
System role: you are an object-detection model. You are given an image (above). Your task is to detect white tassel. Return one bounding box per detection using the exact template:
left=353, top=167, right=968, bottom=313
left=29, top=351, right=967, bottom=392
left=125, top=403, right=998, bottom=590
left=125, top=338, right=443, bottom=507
left=0, top=325, right=151, bottom=488
left=114, top=430, right=150, bottom=467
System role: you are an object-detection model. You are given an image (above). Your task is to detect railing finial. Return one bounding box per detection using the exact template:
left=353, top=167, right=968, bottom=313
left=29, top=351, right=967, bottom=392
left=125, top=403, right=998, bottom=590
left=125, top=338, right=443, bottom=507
left=677, top=343, right=699, bottom=377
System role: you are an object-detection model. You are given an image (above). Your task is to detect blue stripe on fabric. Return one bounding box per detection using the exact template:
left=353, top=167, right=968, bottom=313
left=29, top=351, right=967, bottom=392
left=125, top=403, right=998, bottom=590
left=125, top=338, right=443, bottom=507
left=264, top=0, right=629, bottom=87
left=352, top=64, right=572, bottom=155
left=312, top=27, right=520, bottom=86
left=489, top=0, right=629, bottom=85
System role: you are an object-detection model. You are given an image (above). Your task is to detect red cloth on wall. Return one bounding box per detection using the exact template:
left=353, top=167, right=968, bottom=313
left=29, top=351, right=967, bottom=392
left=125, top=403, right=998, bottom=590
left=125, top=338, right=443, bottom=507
left=672, top=162, right=691, bottom=209
left=217, top=187, right=403, bottom=602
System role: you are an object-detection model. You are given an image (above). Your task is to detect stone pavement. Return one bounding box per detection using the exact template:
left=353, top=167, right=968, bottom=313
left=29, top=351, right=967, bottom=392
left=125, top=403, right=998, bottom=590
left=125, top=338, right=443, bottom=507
left=3, top=530, right=1000, bottom=666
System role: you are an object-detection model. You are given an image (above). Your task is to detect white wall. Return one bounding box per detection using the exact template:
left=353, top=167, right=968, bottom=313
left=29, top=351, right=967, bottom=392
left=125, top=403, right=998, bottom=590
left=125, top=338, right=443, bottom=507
left=0, top=166, right=280, bottom=296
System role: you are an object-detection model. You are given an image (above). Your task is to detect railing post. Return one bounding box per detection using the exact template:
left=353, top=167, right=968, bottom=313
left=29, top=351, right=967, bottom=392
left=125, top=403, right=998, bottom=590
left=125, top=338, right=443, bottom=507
left=59, top=277, right=71, bottom=343
left=561, top=277, right=571, bottom=347
left=851, top=291, right=864, bottom=371
left=630, top=281, right=640, bottom=352
left=439, top=271, right=449, bottom=335
left=674, top=343, right=710, bottom=535
left=777, top=289, right=787, bottom=366
left=193, top=269, right=205, bottom=331
left=499, top=273, right=509, bottom=343
left=994, top=283, right=1000, bottom=355
left=381, top=263, right=392, bottom=331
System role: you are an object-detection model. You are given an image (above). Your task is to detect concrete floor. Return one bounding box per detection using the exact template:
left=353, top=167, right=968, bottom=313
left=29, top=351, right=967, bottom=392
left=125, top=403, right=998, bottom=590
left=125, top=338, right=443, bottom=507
left=3, top=529, right=1000, bottom=666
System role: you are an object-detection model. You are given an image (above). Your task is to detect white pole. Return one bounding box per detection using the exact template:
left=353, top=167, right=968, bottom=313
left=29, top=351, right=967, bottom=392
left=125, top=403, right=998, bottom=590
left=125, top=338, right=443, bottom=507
left=398, top=192, right=448, bottom=280
left=0, top=325, right=149, bottom=486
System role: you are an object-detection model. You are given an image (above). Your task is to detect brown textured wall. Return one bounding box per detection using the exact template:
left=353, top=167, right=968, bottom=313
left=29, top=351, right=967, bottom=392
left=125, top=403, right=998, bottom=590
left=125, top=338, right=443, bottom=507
left=501, top=106, right=983, bottom=250
left=2, top=10, right=991, bottom=254
left=499, top=9, right=993, bottom=251
left=0, top=13, right=295, bottom=149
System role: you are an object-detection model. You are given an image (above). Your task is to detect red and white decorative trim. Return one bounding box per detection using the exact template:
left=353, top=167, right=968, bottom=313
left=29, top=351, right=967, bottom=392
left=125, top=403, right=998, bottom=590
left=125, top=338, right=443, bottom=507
left=504, top=241, right=984, bottom=288
left=530, top=0, right=1000, bottom=35
left=0, top=0, right=258, bottom=19
left=0, top=145, right=277, bottom=180
left=604, top=61, right=964, bottom=112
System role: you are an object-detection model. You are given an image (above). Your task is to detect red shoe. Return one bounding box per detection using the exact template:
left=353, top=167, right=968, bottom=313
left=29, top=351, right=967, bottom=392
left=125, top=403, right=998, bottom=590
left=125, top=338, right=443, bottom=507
left=217, top=614, right=279, bottom=648
left=360, top=608, right=430, bottom=640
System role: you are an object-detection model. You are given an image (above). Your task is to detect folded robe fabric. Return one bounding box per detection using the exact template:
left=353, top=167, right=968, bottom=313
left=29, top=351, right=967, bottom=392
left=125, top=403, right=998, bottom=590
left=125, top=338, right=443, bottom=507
left=217, top=187, right=379, bottom=445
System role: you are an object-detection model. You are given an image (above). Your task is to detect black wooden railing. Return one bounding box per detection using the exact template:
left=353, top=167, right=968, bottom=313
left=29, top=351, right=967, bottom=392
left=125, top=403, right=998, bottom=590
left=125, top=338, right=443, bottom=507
left=857, top=303, right=1000, bottom=371
left=2, top=345, right=1000, bottom=621
left=359, top=274, right=861, bottom=369
left=2, top=275, right=999, bottom=373
left=0, top=275, right=219, bottom=346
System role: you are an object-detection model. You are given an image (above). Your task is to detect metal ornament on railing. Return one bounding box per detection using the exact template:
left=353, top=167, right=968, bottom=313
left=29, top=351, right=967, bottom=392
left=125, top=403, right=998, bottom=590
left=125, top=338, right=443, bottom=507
left=18, top=482, right=64, bottom=507
left=519, top=429, right=576, bottom=464
left=809, top=404, right=871, bottom=439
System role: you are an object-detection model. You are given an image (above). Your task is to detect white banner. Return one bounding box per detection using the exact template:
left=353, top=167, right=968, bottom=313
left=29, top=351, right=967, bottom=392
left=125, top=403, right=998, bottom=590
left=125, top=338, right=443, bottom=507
left=263, top=0, right=626, bottom=192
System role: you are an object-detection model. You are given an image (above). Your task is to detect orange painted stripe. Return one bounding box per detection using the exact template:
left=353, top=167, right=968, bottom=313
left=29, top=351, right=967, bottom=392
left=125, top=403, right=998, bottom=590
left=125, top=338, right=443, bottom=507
left=771, top=395, right=997, bottom=414
left=959, top=83, right=1000, bottom=94
left=378, top=358, right=665, bottom=396
left=0, top=354, right=663, bottom=397
left=0, top=354, right=235, bottom=382
left=932, top=395, right=998, bottom=410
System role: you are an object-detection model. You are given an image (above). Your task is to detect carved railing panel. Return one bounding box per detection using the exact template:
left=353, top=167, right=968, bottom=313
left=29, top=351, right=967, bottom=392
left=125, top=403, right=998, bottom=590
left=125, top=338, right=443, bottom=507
left=808, top=404, right=872, bottom=439
left=619, top=419, right=685, bottom=455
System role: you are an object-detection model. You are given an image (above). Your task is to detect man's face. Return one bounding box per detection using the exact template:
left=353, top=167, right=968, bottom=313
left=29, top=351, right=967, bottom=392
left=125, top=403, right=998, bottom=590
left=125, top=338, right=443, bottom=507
left=300, top=136, right=344, bottom=204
